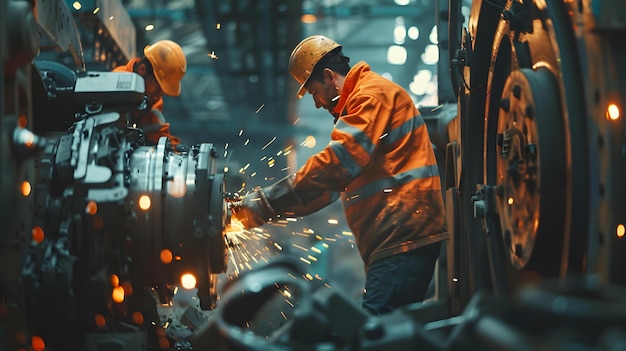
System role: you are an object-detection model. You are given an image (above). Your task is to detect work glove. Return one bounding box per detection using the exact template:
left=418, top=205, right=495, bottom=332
left=229, top=174, right=340, bottom=229
left=229, top=188, right=276, bottom=229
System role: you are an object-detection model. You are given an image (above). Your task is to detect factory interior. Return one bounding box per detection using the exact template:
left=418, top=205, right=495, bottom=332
left=2, top=0, right=626, bottom=350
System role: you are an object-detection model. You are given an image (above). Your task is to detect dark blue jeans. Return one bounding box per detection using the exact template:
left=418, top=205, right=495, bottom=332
left=362, top=242, right=441, bottom=315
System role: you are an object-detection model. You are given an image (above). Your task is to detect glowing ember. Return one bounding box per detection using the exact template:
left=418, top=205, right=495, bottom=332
left=21, top=181, right=31, bottom=196
left=138, top=195, right=151, bottom=210
left=181, top=274, right=197, bottom=289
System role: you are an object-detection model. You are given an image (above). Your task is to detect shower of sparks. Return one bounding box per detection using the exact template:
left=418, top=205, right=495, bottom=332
left=214, top=123, right=364, bottom=333
left=430, top=105, right=444, bottom=112
left=292, top=243, right=308, bottom=252
left=223, top=217, right=354, bottom=285
left=255, top=104, right=265, bottom=113
left=262, top=136, right=277, bottom=150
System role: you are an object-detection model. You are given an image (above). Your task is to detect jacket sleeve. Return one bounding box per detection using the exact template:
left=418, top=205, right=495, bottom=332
left=264, top=174, right=340, bottom=217
left=232, top=174, right=339, bottom=229
left=292, top=93, right=388, bottom=198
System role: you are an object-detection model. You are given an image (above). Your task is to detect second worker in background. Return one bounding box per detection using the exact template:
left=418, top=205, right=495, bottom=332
left=114, top=39, right=186, bottom=146
left=232, top=35, right=448, bottom=315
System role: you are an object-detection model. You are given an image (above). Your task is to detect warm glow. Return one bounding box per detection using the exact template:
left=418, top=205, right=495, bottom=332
left=607, top=104, right=620, bottom=120
left=167, top=174, right=186, bottom=198
left=132, top=311, right=144, bottom=325
left=110, top=274, right=119, bottom=287
left=507, top=197, right=515, bottom=205
left=138, top=195, right=151, bottom=210
left=160, top=249, right=173, bottom=264
left=31, top=335, right=45, bottom=351
left=94, top=314, right=106, bottom=328
left=18, top=114, right=27, bottom=128
left=226, top=219, right=244, bottom=235
left=32, top=226, right=44, bottom=243
left=86, top=200, right=97, bottom=215
left=21, top=181, right=31, bottom=196
left=181, top=274, right=197, bottom=289
left=112, top=286, right=125, bottom=303
left=301, top=14, right=317, bottom=23
left=617, top=224, right=625, bottom=238
left=302, top=135, right=317, bottom=148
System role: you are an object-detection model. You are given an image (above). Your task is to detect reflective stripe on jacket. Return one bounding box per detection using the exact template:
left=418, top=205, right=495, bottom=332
left=288, top=61, right=448, bottom=267
left=113, top=58, right=180, bottom=145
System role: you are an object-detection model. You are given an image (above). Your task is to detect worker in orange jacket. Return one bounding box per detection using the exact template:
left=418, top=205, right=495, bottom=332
left=113, top=40, right=186, bottom=146
left=232, top=35, right=448, bottom=314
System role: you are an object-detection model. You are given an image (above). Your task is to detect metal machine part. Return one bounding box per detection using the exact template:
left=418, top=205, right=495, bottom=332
left=15, top=61, right=229, bottom=349
left=447, top=0, right=626, bottom=308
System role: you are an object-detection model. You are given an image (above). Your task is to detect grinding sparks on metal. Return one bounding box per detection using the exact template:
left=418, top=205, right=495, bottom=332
left=261, top=136, right=276, bottom=150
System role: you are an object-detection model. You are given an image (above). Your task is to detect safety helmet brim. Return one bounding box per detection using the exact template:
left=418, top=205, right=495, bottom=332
left=297, top=84, right=307, bottom=99
left=143, top=40, right=186, bottom=96
left=289, top=35, right=341, bottom=99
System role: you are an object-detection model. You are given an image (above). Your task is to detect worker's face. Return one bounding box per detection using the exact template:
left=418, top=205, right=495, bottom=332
left=305, top=69, right=340, bottom=114
left=143, top=75, right=163, bottom=106
left=134, top=60, right=163, bottom=107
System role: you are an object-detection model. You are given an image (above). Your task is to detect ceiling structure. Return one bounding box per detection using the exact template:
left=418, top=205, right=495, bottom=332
left=71, top=0, right=469, bottom=192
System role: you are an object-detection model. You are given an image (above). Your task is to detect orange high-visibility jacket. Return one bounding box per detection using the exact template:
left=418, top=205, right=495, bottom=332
left=282, top=61, right=448, bottom=267
left=113, top=58, right=180, bottom=145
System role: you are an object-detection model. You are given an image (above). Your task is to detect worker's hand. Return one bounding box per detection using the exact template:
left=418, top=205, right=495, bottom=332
left=229, top=189, right=275, bottom=229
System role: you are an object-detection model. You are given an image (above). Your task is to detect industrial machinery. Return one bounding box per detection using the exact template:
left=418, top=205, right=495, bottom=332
left=2, top=0, right=625, bottom=350
left=2, top=1, right=229, bottom=350
left=199, top=0, right=626, bottom=349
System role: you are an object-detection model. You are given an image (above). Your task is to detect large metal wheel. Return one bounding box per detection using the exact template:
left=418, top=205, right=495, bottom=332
left=495, top=68, right=566, bottom=274
left=480, top=0, right=589, bottom=282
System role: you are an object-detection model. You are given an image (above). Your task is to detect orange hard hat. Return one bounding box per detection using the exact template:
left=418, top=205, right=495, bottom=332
left=289, top=35, right=341, bottom=99
left=143, top=40, right=186, bottom=96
